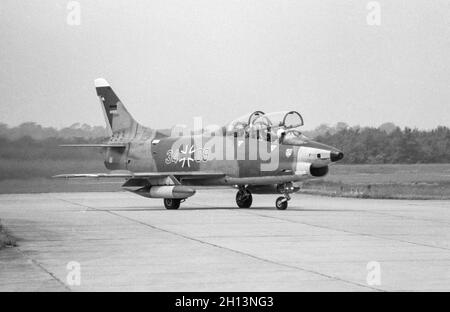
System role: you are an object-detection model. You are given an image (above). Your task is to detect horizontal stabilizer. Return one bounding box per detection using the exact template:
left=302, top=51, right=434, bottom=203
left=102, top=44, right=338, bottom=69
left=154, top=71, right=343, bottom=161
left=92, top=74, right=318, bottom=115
left=59, top=144, right=127, bottom=148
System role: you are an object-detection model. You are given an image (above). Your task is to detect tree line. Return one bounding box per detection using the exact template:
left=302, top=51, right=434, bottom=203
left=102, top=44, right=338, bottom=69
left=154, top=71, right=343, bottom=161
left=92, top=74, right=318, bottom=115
left=0, top=122, right=449, bottom=164
left=314, top=125, right=450, bottom=164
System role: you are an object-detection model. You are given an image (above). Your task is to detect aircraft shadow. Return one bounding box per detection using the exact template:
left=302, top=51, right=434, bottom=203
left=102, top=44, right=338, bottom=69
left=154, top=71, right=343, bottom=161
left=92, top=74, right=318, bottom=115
left=100, top=206, right=353, bottom=212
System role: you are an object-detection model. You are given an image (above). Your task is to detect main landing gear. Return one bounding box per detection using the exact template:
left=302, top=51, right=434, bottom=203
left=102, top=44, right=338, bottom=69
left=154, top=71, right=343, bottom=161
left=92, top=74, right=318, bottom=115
left=164, top=198, right=181, bottom=210
left=236, top=188, right=253, bottom=208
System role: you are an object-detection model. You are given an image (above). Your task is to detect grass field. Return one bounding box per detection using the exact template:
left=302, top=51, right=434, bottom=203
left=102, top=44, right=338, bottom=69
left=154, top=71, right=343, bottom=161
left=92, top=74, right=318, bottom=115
left=0, top=221, right=16, bottom=249
left=0, top=158, right=105, bottom=180
left=0, top=159, right=449, bottom=199
left=301, top=164, right=450, bottom=199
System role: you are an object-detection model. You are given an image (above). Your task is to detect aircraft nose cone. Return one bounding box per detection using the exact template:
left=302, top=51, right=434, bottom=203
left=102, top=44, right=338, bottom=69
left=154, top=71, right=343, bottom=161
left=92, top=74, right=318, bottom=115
left=330, top=151, right=344, bottom=162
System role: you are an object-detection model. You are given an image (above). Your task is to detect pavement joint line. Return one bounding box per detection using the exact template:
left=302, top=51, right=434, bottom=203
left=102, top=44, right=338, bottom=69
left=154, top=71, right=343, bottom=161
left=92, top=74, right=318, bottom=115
left=192, top=197, right=450, bottom=226
left=177, top=198, right=450, bottom=226
left=52, top=195, right=383, bottom=292
left=13, top=247, right=71, bottom=291
left=1, top=200, right=70, bottom=291
left=355, top=209, right=450, bottom=226
left=238, top=210, right=450, bottom=252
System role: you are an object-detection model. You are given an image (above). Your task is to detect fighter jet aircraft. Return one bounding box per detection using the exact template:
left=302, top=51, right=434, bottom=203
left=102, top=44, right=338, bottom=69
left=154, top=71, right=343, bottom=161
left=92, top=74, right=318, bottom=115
left=54, top=78, right=344, bottom=210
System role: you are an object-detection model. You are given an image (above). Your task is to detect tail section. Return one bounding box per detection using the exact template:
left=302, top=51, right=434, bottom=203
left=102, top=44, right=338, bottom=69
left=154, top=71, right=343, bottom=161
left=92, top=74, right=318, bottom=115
left=95, top=78, right=139, bottom=137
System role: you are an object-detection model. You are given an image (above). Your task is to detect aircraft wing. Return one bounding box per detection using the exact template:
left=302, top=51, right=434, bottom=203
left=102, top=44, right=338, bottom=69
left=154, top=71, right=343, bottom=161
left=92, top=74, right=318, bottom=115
left=52, top=171, right=225, bottom=179
left=53, top=171, right=226, bottom=188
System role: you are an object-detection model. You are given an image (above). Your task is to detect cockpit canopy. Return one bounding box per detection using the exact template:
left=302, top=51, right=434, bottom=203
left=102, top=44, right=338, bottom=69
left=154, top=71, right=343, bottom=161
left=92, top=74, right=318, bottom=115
left=225, top=110, right=309, bottom=144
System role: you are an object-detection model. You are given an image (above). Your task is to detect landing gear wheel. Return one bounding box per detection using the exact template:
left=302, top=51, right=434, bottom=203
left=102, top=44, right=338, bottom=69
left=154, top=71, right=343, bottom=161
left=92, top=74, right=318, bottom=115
left=275, top=197, right=288, bottom=210
left=236, top=190, right=253, bottom=208
left=164, top=198, right=181, bottom=210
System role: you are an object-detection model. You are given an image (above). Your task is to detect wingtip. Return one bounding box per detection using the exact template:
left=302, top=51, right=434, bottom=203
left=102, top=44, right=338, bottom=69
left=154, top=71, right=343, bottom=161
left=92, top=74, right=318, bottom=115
left=94, top=78, right=110, bottom=88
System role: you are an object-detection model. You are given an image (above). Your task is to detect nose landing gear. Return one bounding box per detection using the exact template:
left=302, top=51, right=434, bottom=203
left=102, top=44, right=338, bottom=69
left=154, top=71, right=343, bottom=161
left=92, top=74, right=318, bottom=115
left=275, top=183, right=295, bottom=210
left=164, top=198, right=181, bottom=209
left=275, top=194, right=289, bottom=210
left=236, top=188, right=253, bottom=208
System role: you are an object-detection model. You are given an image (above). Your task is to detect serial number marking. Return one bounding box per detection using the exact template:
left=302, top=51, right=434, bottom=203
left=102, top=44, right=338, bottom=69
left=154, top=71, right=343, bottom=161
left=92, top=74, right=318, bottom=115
left=165, top=145, right=209, bottom=167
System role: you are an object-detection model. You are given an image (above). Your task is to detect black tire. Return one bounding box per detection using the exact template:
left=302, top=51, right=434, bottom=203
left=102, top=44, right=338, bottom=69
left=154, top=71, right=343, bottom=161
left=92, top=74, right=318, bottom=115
left=164, top=198, right=181, bottom=210
left=275, top=197, right=288, bottom=210
left=236, top=190, right=253, bottom=208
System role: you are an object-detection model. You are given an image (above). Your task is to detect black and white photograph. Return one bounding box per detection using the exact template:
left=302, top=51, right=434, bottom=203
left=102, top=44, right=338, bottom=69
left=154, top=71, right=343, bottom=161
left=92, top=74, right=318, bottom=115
left=0, top=0, right=449, bottom=297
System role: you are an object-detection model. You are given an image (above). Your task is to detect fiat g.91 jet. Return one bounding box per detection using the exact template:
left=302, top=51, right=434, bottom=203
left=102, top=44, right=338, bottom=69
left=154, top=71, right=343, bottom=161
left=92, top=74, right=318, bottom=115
left=55, top=79, right=344, bottom=210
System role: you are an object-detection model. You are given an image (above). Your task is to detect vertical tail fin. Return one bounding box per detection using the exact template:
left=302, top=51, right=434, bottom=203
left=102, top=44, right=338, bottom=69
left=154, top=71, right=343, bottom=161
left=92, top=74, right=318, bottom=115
left=95, top=78, right=139, bottom=137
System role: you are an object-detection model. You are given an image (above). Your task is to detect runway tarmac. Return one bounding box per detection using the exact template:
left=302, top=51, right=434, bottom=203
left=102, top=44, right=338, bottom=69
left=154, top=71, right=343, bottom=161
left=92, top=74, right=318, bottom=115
left=0, top=190, right=449, bottom=291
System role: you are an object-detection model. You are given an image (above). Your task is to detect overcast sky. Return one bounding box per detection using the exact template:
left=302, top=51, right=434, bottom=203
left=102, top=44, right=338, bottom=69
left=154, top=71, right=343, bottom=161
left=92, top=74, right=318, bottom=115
left=0, top=0, right=449, bottom=130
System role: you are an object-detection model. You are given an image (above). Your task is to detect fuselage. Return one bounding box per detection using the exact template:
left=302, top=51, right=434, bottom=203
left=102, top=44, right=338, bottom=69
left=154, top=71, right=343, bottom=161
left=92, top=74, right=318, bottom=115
left=103, top=130, right=343, bottom=187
